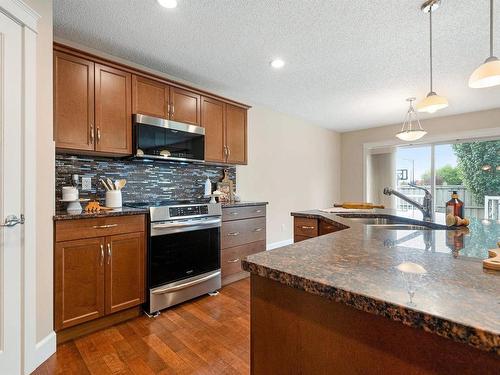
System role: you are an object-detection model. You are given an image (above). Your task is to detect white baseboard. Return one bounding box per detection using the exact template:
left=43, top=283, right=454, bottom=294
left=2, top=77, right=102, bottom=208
left=26, top=331, right=56, bottom=374
left=266, top=239, right=293, bottom=251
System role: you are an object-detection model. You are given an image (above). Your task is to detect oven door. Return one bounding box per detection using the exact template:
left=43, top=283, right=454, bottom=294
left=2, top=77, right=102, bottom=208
left=149, top=225, right=220, bottom=288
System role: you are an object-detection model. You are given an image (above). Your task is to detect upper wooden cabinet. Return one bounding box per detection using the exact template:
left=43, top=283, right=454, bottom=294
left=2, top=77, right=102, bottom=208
left=225, top=104, right=247, bottom=164
left=201, top=97, right=248, bottom=165
left=95, top=64, right=132, bottom=154
left=201, top=96, right=225, bottom=162
left=54, top=51, right=95, bottom=151
left=170, top=87, right=200, bottom=125
left=54, top=52, right=132, bottom=156
left=132, top=75, right=169, bottom=118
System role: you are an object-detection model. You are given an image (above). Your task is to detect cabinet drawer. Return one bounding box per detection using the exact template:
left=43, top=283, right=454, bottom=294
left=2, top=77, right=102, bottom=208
left=55, top=215, right=146, bottom=242
left=319, top=220, right=341, bottom=235
left=221, top=240, right=265, bottom=277
left=294, top=217, right=318, bottom=237
left=221, top=217, right=266, bottom=249
left=222, top=205, right=266, bottom=222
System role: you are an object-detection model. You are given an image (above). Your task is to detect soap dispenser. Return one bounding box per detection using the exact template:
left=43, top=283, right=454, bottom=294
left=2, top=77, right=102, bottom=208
left=204, top=177, right=212, bottom=197
left=446, top=191, right=464, bottom=218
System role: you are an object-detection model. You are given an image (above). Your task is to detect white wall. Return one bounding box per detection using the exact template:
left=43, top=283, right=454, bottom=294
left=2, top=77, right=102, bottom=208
left=237, top=107, right=341, bottom=246
left=341, top=108, right=500, bottom=202
left=23, top=0, right=55, bottom=344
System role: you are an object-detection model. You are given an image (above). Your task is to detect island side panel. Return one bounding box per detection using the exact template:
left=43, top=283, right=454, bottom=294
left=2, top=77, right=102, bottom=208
left=250, top=274, right=498, bottom=375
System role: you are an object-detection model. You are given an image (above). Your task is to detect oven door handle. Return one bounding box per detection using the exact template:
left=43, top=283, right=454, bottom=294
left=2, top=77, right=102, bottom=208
left=152, top=218, right=221, bottom=230
left=151, top=271, right=221, bottom=295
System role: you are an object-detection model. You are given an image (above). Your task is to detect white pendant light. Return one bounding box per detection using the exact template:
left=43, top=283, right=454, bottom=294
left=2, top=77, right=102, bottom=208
left=417, top=0, right=449, bottom=113
left=396, top=98, right=428, bottom=142
left=469, top=0, right=500, bottom=88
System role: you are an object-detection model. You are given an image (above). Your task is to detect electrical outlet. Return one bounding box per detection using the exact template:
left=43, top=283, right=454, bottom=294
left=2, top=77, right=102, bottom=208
left=82, top=177, right=92, bottom=191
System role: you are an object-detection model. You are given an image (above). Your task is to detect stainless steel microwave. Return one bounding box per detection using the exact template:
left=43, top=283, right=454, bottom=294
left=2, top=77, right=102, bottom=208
left=133, top=114, right=205, bottom=163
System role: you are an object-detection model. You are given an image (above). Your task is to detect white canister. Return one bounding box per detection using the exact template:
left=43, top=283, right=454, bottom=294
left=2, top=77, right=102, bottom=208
left=105, top=190, right=122, bottom=208
left=62, top=186, right=78, bottom=201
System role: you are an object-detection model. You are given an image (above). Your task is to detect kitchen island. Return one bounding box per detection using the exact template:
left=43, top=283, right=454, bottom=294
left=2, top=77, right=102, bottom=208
left=241, top=209, right=500, bottom=374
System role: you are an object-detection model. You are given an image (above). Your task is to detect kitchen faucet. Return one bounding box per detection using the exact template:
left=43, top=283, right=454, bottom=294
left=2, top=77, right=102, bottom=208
left=383, top=184, right=433, bottom=222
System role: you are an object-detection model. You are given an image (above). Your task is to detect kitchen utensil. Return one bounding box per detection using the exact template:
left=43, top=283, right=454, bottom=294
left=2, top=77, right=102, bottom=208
left=333, top=202, right=385, bottom=209
left=100, top=178, right=111, bottom=191
left=117, top=179, right=127, bottom=190
left=107, top=178, right=115, bottom=190
left=105, top=190, right=122, bottom=208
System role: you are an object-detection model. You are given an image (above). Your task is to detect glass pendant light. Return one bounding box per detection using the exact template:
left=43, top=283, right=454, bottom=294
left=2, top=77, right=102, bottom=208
left=417, top=0, right=449, bottom=113
left=469, top=0, right=500, bottom=88
left=396, top=98, right=427, bottom=142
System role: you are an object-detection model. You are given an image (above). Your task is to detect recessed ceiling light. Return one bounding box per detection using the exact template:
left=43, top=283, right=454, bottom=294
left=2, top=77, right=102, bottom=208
left=158, top=0, right=177, bottom=9
left=270, top=58, right=285, bottom=69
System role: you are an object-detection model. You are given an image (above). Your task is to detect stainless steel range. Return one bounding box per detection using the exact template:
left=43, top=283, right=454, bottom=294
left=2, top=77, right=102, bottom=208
left=127, top=200, right=222, bottom=315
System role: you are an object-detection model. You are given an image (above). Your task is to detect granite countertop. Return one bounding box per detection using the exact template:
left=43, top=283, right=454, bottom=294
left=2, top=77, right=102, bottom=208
left=53, top=206, right=149, bottom=221
left=221, top=201, right=268, bottom=208
left=241, top=208, right=500, bottom=355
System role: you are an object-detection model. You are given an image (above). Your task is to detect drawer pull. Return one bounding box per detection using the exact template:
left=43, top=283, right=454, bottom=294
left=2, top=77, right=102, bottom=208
left=253, top=227, right=264, bottom=232
left=227, top=232, right=240, bottom=236
left=255, top=209, right=262, bottom=213
left=92, top=224, right=118, bottom=229
left=301, top=226, right=315, bottom=229
left=227, top=258, right=240, bottom=263
left=230, top=212, right=239, bottom=215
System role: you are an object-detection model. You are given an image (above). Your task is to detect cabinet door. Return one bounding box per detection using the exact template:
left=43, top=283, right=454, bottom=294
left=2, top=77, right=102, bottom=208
left=54, top=51, right=95, bottom=151
left=95, top=64, right=132, bottom=155
left=132, top=75, right=169, bottom=118
left=105, top=232, right=145, bottom=314
left=54, top=237, right=105, bottom=330
left=201, top=96, right=225, bottom=162
left=170, top=86, right=200, bottom=125
left=225, top=104, right=247, bottom=164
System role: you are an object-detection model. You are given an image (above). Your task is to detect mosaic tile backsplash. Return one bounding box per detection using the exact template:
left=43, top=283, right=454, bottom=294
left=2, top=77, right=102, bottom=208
left=55, top=154, right=236, bottom=210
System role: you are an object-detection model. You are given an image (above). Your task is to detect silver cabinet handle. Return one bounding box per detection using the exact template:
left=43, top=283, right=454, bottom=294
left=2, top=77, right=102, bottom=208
left=301, top=226, right=315, bottom=229
left=100, top=244, right=104, bottom=266
left=227, top=146, right=231, bottom=157
left=92, top=224, right=118, bottom=229
left=230, top=212, right=238, bottom=216
left=167, top=103, right=171, bottom=116
left=1, top=214, right=25, bottom=227
left=255, top=209, right=263, bottom=213
left=152, top=271, right=221, bottom=294
left=107, top=243, right=111, bottom=265
left=253, top=228, right=263, bottom=232
left=96, top=127, right=101, bottom=143
left=227, top=258, right=240, bottom=263
left=227, top=232, right=240, bottom=236
left=90, top=124, right=94, bottom=144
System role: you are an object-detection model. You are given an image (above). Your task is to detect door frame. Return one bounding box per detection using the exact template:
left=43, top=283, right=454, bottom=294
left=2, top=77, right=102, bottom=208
left=0, top=1, right=55, bottom=374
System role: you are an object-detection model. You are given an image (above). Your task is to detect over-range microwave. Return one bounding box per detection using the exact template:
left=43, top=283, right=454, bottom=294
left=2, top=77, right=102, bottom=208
left=132, top=114, right=205, bottom=163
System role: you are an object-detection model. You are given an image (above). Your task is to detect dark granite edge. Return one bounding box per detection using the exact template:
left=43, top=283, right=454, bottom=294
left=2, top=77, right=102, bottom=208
left=53, top=208, right=149, bottom=221
left=221, top=201, right=268, bottom=208
left=240, top=260, right=500, bottom=355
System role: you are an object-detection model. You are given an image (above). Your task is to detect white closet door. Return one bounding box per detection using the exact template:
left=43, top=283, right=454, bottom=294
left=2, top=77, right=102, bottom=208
left=0, top=10, right=24, bottom=375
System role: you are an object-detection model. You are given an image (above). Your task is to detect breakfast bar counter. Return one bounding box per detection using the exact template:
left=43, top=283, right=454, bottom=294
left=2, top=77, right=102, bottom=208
left=241, top=209, right=500, bottom=374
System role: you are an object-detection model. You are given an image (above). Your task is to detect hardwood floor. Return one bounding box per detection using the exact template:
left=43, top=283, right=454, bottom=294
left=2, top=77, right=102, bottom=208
left=33, top=278, right=250, bottom=375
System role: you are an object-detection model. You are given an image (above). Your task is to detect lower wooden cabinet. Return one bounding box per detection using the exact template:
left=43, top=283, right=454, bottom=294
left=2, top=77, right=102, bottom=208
left=54, top=215, right=146, bottom=337
left=293, top=216, right=345, bottom=242
left=221, top=205, right=267, bottom=285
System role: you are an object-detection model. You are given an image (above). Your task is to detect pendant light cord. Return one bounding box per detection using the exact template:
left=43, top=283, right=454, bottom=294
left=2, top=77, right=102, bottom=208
left=429, top=4, right=433, bottom=93
left=491, top=0, right=494, bottom=57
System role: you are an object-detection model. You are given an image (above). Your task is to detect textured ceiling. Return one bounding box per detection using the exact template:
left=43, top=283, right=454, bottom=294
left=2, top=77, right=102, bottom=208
left=54, top=0, right=500, bottom=131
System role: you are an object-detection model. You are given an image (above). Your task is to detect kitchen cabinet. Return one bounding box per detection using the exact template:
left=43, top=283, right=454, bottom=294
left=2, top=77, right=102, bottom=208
left=54, top=214, right=146, bottom=340
left=132, top=75, right=169, bottom=118
left=201, top=97, right=248, bottom=164
left=225, top=104, right=247, bottom=164
left=54, top=51, right=132, bottom=156
left=95, top=64, right=132, bottom=154
left=293, top=216, right=345, bottom=243
left=170, top=86, right=200, bottom=125
left=221, top=205, right=266, bottom=285
left=54, top=51, right=95, bottom=151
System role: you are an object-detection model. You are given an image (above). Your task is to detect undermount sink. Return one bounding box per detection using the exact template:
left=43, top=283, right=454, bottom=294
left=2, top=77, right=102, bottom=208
left=337, top=214, right=444, bottom=230
left=339, top=217, right=398, bottom=225
left=366, top=224, right=432, bottom=230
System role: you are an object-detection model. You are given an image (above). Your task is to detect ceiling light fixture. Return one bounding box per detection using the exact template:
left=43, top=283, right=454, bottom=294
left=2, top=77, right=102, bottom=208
left=270, top=58, right=285, bottom=69
left=416, top=0, right=449, bottom=114
left=469, top=0, right=500, bottom=88
left=396, top=98, right=427, bottom=142
left=157, top=0, right=178, bottom=9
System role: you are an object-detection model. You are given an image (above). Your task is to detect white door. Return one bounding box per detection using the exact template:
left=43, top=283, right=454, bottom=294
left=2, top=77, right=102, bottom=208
left=0, top=10, right=25, bottom=375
